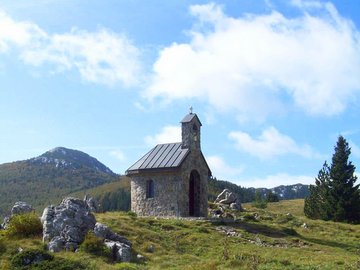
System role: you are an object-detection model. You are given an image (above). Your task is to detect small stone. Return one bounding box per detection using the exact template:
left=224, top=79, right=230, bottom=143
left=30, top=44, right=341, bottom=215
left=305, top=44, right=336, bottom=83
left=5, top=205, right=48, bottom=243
left=146, top=244, right=155, bottom=253
left=137, top=254, right=145, bottom=262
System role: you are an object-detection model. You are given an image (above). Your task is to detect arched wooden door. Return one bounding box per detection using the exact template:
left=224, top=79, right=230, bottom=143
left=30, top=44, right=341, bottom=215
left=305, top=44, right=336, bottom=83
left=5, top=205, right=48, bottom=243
left=189, top=170, right=201, bottom=216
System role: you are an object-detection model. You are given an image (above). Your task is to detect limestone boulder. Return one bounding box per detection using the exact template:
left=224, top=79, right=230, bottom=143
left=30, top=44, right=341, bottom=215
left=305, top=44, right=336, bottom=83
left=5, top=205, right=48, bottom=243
left=214, top=189, right=237, bottom=205
left=2, top=201, right=34, bottom=229
left=41, top=197, right=96, bottom=252
left=84, top=194, right=99, bottom=213
left=94, top=222, right=132, bottom=247
left=230, top=202, right=242, bottom=211
left=104, top=240, right=132, bottom=262
left=11, top=201, right=34, bottom=215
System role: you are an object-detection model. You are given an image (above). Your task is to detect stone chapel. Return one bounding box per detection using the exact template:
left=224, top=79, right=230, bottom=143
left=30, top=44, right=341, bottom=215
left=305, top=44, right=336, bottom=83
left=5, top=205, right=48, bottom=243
left=126, top=111, right=211, bottom=217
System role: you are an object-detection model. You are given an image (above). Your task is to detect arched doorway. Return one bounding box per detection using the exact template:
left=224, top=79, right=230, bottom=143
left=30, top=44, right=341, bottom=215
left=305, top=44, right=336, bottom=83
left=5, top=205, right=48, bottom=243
left=189, top=170, right=201, bottom=216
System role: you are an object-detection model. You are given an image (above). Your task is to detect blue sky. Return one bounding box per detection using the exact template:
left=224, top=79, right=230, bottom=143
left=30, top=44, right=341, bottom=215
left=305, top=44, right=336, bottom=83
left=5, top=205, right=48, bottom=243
left=1, top=0, right=360, bottom=188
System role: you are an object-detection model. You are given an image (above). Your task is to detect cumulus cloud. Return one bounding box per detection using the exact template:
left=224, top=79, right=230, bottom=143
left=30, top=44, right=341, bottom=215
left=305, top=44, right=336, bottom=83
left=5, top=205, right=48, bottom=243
left=237, top=173, right=314, bottom=188
left=0, top=11, right=45, bottom=52
left=146, top=2, right=360, bottom=119
left=145, top=125, right=181, bottom=145
left=229, top=127, right=319, bottom=159
left=0, top=10, right=140, bottom=86
left=207, top=155, right=244, bottom=180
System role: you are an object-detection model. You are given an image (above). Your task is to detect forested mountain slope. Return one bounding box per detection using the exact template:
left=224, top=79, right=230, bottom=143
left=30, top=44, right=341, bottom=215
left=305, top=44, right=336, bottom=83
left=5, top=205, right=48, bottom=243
left=0, top=147, right=119, bottom=216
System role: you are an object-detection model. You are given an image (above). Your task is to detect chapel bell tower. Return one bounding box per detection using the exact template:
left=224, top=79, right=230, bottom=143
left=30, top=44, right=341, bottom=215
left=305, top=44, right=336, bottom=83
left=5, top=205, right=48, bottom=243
left=181, top=107, right=202, bottom=150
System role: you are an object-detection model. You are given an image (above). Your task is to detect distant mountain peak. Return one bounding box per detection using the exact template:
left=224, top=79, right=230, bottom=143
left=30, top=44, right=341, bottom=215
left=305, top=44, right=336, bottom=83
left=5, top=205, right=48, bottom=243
left=48, top=147, right=68, bottom=155
left=28, top=147, right=114, bottom=175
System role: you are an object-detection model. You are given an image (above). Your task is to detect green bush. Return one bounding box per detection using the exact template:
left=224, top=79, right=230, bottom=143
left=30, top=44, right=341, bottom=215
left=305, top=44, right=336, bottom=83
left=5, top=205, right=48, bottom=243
left=6, top=213, right=43, bottom=238
left=81, top=231, right=110, bottom=257
left=11, top=250, right=87, bottom=270
left=11, top=248, right=53, bottom=268
left=28, top=258, right=87, bottom=270
left=252, top=200, right=267, bottom=209
left=252, top=190, right=267, bottom=209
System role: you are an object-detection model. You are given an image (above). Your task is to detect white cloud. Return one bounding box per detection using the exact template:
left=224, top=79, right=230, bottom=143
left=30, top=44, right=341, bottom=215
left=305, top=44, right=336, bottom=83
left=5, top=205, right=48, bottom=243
left=229, top=127, right=319, bottom=159
left=0, top=10, right=140, bottom=86
left=146, top=2, right=360, bottom=119
left=0, top=11, right=45, bottom=52
left=110, top=150, right=126, bottom=162
left=237, top=173, right=314, bottom=188
left=145, top=125, right=181, bottom=145
left=207, top=155, right=244, bottom=180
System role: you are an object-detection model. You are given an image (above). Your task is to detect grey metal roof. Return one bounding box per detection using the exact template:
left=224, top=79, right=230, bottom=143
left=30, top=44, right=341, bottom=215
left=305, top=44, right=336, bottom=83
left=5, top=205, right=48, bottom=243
left=180, top=113, right=202, bottom=126
left=126, top=143, right=189, bottom=174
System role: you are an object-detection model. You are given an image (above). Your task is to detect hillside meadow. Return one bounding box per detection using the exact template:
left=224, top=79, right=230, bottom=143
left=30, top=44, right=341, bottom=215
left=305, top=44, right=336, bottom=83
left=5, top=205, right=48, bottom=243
left=0, top=199, right=359, bottom=269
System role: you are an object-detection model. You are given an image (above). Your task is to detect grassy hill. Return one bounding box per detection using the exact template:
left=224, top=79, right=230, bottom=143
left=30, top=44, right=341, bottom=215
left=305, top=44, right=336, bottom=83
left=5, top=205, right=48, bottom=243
left=1, top=199, right=359, bottom=269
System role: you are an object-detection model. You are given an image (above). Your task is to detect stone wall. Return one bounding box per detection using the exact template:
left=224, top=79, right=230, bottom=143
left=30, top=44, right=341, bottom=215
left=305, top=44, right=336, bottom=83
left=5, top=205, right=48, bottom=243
left=131, top=171, right=182, bottom=216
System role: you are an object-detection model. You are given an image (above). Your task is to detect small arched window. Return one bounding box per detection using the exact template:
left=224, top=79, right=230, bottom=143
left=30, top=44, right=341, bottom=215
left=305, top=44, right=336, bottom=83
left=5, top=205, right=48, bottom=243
left=192, top=124, right=198, bottom=141
left=146, top=179, right=155, bottom=198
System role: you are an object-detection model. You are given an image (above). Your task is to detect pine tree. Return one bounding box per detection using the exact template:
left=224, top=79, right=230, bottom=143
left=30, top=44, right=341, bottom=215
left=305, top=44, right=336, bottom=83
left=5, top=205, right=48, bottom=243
left=304, top=162, right=330, bottom=220
left=327, top=136, right=360, bottom=222
left=266, top=191, right=279, bottom=202
left=304, top=136, right=360, bottom=223
left=252, top=190, right=267, bottom=209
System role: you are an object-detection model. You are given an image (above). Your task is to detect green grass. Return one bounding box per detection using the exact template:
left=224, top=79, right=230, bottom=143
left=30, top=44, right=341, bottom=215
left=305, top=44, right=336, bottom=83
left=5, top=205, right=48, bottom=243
left=1, top=199, right=359, bottom=269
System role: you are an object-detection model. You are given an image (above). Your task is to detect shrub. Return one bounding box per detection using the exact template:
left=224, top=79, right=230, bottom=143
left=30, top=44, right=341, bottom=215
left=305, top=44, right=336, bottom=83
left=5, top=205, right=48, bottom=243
left=11, top=248, right=53, bottom=268
left=12, top=254, right=87, bottom=270
left=252, top=190, right=267, bottom=209
left=81, top=231, right=110, bottom=257
left=6, top=213, right=43, bottom=238
left=29, top=258, right=87, bottom=270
